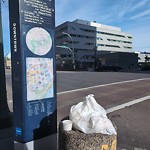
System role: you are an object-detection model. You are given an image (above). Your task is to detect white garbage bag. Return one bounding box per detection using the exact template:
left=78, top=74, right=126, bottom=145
left=69, top=94, right=116, bottom=135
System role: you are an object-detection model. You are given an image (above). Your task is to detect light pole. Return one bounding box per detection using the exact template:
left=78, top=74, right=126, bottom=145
left=56, top=45, right=74, bottom=56
left=62, top=32, right=76, bottom=70
left=56, top=45, right=75, bottom=69
left=0, top=0, right=12, bottom=129
left=94, top=45, right=97, bottom=71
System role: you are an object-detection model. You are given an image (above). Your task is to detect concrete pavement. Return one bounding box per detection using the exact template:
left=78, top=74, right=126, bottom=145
left=0, top=127, right=14, bottom=150
left=2, top=99, right=150, bottom=150
left=3, top=70, right=150, bottom=149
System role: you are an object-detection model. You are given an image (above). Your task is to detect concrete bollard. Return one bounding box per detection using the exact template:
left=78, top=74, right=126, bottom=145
left=59, top=121, right=117, bottom=150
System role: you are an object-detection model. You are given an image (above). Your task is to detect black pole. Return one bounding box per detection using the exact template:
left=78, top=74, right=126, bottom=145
left=0, top=1, right=12, bottom=129
left=94, top=46, right=97, bottom=71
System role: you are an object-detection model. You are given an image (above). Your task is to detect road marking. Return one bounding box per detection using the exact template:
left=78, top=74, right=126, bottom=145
left=57, top=71, right=77, bottom=73
left=8, top=100, right=13, bottom=103
left=120, top=148, right=147, bottom=150
left=106, top=95, right=150, bottom=114
left=134, top=148, right=148, bottom=150
left=58, top=78, right=150, bottom=95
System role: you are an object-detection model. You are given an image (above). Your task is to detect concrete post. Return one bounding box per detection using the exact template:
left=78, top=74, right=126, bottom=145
left=59, top=122, right=117, bottom=150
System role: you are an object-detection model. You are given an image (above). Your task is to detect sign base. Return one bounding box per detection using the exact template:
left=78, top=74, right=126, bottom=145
left=14, top=134, right=57, bottom=150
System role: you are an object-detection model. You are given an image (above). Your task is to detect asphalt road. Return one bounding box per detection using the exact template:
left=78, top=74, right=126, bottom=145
left=5, top=69, right=150, bottom=149
left=57, top=75, right=150, bottom=150
left=57, top=71, right=150, bottom=93
left=108, top=100, right=150, bottom=150
left=5, top=69, right=150, bottom=101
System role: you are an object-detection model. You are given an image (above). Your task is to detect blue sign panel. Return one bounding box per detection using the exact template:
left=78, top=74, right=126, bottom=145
left=9, top=0, right=56, bottom=142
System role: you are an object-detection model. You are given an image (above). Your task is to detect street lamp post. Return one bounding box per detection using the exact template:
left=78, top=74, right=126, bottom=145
left=62, top=32, right=76, bottom=70
left=56, top=45, right=75, bottom=69
left=94, top=45, right=97, bottom=71
left=56, top=45, right=74, bottom=56
left=0, top=1, right=12, bottom=128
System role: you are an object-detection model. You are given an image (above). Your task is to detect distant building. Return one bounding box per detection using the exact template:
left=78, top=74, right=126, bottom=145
left=5, top=52, right=11, bottom=69
left=136, top=52, right=150, bottom=63
left=55, top=19, right=138, bottom=71
left=135, top=52, right=150, bottom=71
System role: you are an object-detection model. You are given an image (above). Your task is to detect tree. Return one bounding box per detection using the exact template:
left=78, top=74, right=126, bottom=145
left=145, top=55, right=150, bottom=63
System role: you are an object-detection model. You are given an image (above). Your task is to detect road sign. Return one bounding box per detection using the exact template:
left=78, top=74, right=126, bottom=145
left=9, top=0, right=56, bottom=143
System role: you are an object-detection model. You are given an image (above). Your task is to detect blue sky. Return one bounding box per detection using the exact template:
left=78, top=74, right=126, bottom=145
left=1, top=0, right=150, bottom=55
left=1, top=0, right=10, bottom=56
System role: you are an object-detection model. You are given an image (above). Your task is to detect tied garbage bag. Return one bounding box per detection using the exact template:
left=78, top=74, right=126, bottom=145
left=69, top=94, right=116, bottom=135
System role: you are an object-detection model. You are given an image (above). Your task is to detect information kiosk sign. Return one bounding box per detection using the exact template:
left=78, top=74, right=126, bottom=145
left=9, top=0, right=56, bottom=143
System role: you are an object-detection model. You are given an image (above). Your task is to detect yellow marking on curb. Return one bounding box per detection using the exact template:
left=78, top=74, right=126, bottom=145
left=102, top=145, right=109, bottom=150
left=111, top=139, right=117, bottom=150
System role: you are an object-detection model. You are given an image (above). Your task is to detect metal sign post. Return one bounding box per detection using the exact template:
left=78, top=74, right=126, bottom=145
left=9, top=0, right=57, bottom=149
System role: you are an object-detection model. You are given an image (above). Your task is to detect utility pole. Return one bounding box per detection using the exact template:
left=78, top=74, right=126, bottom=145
left=0, top=2, right=12, bottom=128
left=94, top=45, right=97, bottom=71
left=62, top=32, right=76, bottom=70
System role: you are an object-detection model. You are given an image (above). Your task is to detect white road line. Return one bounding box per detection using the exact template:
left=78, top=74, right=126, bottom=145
left=134, top=148, right=147, bottom=150
left=106, top=95, right=150, bottom=114
left=121, top=148, right=147, bottom=150
left=57, top=71, right=77, bottom=73
left=58, top=78, right=150, bottom=95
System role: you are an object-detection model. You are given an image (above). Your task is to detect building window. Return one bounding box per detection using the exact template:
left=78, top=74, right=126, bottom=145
left=124, top=46, right=132, bottom=49
left=80, top=28, right=95, bottom=33
left=97, top=31, right=125, bottom=38
left=97, top=44, right=120, bottom=48
left=97, top=37, right=103, bottom=40
left=127, top=36, right=132, bottom=39
left=107, top=39, right=132, bottom=44
left=86, top=43, right=94, bottom=46
left=68, top=26, right=76, bottom=30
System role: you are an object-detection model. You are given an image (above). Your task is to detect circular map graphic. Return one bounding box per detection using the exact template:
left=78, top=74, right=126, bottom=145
left=26, top=27, right=52, bottom=56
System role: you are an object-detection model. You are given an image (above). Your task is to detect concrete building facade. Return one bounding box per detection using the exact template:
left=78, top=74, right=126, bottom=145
left=55, top=19, right=138, bottom=71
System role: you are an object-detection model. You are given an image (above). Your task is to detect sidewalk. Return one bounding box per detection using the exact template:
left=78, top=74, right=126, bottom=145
left=0, top=127, right=14, bottom=150
left=1, top=100, right=150, bottom=149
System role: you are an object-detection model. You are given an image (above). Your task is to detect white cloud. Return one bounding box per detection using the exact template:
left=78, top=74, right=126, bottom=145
left=108, top=0, right=150, bottom=22
left=56, top=0, right=104, bottom=25
left=130, top=0, right=149, bottom=12
left=130, top=10, right=150, bottom=20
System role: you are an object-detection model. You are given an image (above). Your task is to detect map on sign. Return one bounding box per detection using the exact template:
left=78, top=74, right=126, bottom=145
left=26, top=58, right=53, bottom=101
left=26, top=27, right=52, bottom=55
